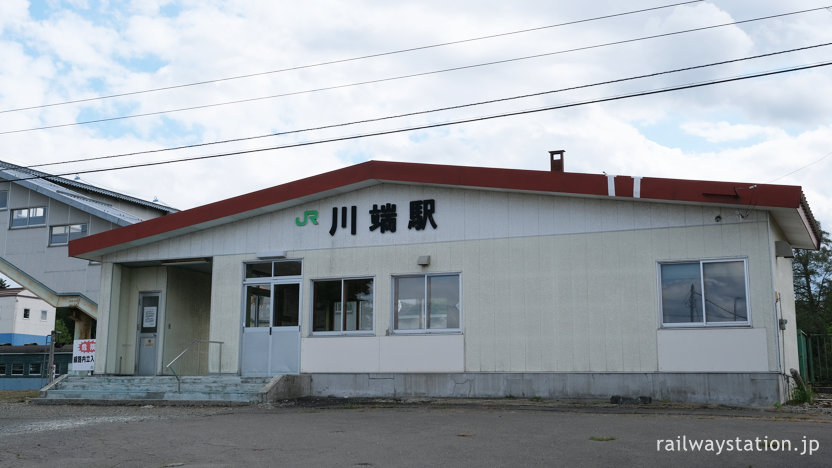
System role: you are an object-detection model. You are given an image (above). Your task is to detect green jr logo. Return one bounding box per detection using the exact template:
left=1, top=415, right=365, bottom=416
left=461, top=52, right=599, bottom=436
left=295, top=210, right=319, bottom=226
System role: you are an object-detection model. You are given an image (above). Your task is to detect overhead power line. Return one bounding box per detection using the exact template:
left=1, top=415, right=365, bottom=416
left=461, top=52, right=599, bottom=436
left=7, top=59, right=831, bottom=184
left=24, top=42, right=832, bottom=171
left=0, top=0, right=704, bottom=115
left=2, top=5, right=828, bottom=136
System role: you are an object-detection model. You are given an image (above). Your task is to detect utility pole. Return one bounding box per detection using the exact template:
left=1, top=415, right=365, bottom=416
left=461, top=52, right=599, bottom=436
left=47, top=330, right=56, bottom=384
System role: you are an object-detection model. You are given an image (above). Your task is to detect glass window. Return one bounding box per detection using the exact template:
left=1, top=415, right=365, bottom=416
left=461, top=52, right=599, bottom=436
left=245, top=260, right=302, bottom=279
left=312, top=278, right=374, bottom=333
left=29, top=362, right=41, bottom=376
left=274, top=260, right=302, bottom=277
left=10, top=207, right=47, bottom=228
left=49, top=224, right=88, bottom=245
left=0, top=363, right=6, bottom=375
left=245, top=285, right=271, bottom=327
left=245, top=262, right=272, bottom=279
left=660, top=259, right=749, bottom=326
left=0, top=190, right=7, bottom=209
left=393, top=274, right=460, bottom=332
left=11, top=363, right=23, bottom=375
left=41, top=310, right=47, bottom=321
left=273, top=283, right=300, bottom=327
left=23, top=309, right=30, bottom=319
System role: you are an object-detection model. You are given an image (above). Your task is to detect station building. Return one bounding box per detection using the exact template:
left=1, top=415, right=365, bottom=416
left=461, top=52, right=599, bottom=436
left=68, top=155, right=821, bottom=405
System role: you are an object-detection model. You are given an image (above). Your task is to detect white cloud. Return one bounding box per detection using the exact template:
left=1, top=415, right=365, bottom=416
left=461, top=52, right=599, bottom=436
left=681, top=121, right=787, bottom=143
left=0, top=0, right=829, bottom=233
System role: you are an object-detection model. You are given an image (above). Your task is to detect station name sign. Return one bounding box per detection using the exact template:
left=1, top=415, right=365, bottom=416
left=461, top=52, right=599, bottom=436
left=295, top=199, right=438, bottom=236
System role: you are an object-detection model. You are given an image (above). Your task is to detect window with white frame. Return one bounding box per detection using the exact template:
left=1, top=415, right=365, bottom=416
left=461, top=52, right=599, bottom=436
left=23, top=308, right=30, bottom=319
left=393, top=274, right=460, bottom=332
left=11, top=363, right=23, bottom=375
left=10, top=207, right=46, bottom=228
left=312, top=278, right=374, bottom=333
left=0, top=363, right=6, bottom=375
left=660, top=259, right=749, bottom=326
left=29, top=362, right=41, bottom=376
left=40, top=310, right=47, bottom=321
left=49, top=223, right=88, bottom=245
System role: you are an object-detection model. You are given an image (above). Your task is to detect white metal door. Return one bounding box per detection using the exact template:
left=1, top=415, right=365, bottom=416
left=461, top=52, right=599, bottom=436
left=241, top=281, right=300, bottom=376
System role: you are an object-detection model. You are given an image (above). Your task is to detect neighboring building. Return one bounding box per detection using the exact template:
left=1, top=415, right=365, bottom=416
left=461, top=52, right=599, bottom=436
left=0, top=161, right=177, bottom=341
left=0, top=288, right=56, bottom=345
left=0, top=344, right=73, bottom=390
left=68, top=156, right=821, bottom=405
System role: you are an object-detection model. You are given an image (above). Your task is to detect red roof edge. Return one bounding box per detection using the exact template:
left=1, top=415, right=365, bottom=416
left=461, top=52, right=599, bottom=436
left=69, top=160, right=813, bottom=257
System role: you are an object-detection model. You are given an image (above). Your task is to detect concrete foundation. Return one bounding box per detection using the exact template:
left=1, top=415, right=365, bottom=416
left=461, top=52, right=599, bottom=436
left=297, top=372, right=783, bottom=407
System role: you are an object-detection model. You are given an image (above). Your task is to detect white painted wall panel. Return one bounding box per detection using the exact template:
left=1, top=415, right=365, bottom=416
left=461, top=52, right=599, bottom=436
left=100, top=183, right=782, bottom=375
left=657, top=328, right=768, bottom=372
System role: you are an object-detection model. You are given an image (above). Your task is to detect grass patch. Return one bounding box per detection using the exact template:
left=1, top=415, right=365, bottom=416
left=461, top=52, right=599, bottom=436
left=589, top=436, right=616, bottom=442
left=0, top=390, right=39, bottom=402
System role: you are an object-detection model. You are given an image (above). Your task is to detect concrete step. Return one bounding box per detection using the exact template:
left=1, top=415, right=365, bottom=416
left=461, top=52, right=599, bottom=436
left=38, top=375, right=272, bottom=404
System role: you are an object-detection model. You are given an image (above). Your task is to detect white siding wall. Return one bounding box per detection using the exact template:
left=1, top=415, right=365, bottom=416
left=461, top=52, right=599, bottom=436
left=100, top=184, right=780, bottom=374
left=0, top=182, right=117, bottom=304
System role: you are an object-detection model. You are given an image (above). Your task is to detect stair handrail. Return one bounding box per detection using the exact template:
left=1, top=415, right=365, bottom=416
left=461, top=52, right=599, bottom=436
left=166, top=339, right=224, bottom=392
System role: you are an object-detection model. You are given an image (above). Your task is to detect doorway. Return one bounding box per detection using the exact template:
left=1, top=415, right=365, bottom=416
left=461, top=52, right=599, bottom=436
left=240, top=260, right=302, bottom=376
left=136, top=291, right=161, bottom=376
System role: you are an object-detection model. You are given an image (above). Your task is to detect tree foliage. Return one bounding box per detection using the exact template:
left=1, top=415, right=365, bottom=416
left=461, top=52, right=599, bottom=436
left=793, top=228, right=832, bottom=334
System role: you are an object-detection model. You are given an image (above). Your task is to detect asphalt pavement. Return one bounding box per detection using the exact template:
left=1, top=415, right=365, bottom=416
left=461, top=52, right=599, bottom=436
left=1, top=398, right=830, bottom=467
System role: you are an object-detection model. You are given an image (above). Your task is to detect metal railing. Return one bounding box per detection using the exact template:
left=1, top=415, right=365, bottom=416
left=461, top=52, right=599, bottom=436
left=165, top=339, right=224, bottom=392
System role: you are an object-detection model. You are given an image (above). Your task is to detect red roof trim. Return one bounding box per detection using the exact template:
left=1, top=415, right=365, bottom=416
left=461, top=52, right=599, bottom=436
left=69, top=160, right=808, bottom=257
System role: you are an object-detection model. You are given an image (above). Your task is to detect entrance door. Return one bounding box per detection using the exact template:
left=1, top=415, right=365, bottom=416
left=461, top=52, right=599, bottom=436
left=137, top=292, right=161, bottom=376
left=241, top=281, right=301, bottom=376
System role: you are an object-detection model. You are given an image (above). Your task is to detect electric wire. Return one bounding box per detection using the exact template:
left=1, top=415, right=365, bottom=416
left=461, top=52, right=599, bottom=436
left=5, top=59, right=831, bottom=183
left=4, top=5, right=829, bottom=136
left=23, top=42, right=832, bottom=171
left=0, top=0, right=704, bottom=115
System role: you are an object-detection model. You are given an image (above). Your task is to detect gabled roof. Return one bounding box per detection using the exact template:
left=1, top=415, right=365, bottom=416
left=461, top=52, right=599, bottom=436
left=0, top=161, right=177, bottom=226
left=0, top=161, right=178, bottom=215
left=69, top=160, right=822, bottom=259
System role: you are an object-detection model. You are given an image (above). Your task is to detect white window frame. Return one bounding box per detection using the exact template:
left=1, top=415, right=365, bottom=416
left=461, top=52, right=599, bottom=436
left=49, top=223, right=89, bottom=246
left=658, top=258, right=751, bottom=328
left=310, top=276, right=375, bottom=336
left=23, top=308, right=30, bottom=320
left=40, top=310, right=48, bottom=321
left=391, top=272, right=462, bottom=335
left=11, top=362, right=23, bottom=375
left=10, top=206, right=46, bottom=229
left=28, top=362, right=42, bottom=376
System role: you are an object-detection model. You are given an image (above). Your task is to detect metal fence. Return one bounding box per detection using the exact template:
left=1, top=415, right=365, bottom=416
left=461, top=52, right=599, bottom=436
left=798, top=330, right=832, bottom=384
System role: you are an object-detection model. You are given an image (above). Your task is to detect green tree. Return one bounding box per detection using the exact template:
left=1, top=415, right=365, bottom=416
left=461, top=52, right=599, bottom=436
left=793, top=228, right=832, bottom=334
left=0, top=277, right=9, bottom=289
left=54, top=310, right=75, bottom=346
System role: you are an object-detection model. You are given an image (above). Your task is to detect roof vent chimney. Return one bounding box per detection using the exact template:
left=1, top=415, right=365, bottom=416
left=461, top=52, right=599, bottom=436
left=549, top=150, right=565, bottom=172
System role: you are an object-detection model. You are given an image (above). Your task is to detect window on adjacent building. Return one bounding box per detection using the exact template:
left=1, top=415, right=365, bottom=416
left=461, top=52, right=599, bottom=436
left=660, top=259, right=749, bottom=326
left=29, top=362, right=41, bottom=376
left=41, top=310, right=48, bottom=321
left=0, top=190, right=8, bottom=210
left=10, top=207, right=46, bottom=228
left=49, top=223, right=88, bottom=245
left=11, top=363, right=23, bottom=375
left=393, top=274, right=461, bottom=332
left=312, top=278, right=374, bottom=333
left=0, top=363, right=6, bottom=375
left=23, top=309, right=30, bottom=319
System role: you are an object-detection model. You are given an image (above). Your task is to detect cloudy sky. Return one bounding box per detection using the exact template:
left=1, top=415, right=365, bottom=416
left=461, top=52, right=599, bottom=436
left=0, top=0, right=830, bottom=232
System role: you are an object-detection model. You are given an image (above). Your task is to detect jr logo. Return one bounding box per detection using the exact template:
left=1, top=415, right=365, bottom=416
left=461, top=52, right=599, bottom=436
left=295, top=210, right=319, bottom=226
